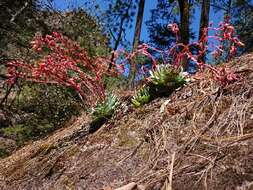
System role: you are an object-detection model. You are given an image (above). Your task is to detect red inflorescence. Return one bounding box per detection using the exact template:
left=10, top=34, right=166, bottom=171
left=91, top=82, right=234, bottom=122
left=7, top=32, right=116, bottom=106
left=114, top=18, right=244, bottom=86
left=6, top=19, right=245, bottom=103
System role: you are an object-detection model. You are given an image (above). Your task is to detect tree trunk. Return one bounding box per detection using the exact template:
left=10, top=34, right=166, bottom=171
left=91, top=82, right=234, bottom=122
left=178, top=0, right=190, bottom=70
left=198, top=0, right=211, bottom=62
left=199, top=0, right=211, bottom=40
left=178, top=0, right=190, bottom=45
left=129, top=0, right=145, bottom=87
left=226, top=0, right=232, bottom=17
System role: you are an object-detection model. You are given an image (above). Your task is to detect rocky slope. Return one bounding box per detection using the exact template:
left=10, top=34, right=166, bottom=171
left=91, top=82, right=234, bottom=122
left=0, top=54, right=253, bottom=190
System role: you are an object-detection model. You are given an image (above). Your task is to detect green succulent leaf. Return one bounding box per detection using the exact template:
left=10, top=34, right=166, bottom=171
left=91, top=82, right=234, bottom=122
left=149, top=64, right=186, bottom=88
left=131, top=86, right=151, bottom=107
left=92, top=94, right=120, bottom=120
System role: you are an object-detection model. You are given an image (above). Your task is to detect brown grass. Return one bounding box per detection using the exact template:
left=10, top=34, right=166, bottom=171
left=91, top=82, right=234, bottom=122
left=0, top=54, right=253, bottom=190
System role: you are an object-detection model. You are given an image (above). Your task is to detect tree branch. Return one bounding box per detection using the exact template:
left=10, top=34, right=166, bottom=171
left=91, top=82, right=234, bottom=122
left=210, top=3, right=228, bottom=11
left=10, top=2, right=29, bottom=23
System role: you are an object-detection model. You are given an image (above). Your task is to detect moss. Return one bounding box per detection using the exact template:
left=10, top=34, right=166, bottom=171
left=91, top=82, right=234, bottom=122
left=138, top=143, right=150, bottom=160
left=117, top=127, right=139, bottom=148
left=33, top=143, right=57, bottom=158
left=1, top=121, right=55, bottom=147
left=136, top=107, right=147, bottom=115
left=0, top=148, right=10, bottom=158
left=64, top=146, right=80, bottom=157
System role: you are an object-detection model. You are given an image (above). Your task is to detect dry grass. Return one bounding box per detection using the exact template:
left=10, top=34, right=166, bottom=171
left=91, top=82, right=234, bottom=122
left=0, top=54, right=252, bottom=190
left=131, top=54, right=253, bottom=189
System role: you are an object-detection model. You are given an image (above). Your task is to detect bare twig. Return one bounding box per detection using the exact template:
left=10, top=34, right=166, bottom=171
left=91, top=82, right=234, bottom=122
left=10, top=2, right=29, bottom=23
left=168, top=152, right=176, bottom=190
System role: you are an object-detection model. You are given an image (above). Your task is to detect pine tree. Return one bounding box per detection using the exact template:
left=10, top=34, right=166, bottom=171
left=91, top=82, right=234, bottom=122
left=103, top=0, right=137, bottom=70
left=146, top=0, right=177, bottom=49
left=198, top=0, right=211, bottom=62
left=129, top=0, right=146, bottom=87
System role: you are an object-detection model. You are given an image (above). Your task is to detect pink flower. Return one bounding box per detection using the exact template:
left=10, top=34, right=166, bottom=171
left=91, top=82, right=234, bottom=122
left=167, top=23, right=179, bottom=34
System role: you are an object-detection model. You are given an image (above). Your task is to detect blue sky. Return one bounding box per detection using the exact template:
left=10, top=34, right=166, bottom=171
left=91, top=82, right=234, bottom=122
left=46, top=0, right=243, bottom=73
left=49, top=0, right=224, bottom=46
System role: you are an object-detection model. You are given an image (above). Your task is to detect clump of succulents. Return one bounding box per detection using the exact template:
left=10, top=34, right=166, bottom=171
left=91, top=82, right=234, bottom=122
left=131, top=86, right=151, bottom=107
left=90, top=94, right=120, bottom=130
left=92, top=94, right=120, bottom=120
left=131, top=65, right=187, bottom=108
left=149, top=64, right=186, bottom=88
left=148, top=64, right=186, bottom=97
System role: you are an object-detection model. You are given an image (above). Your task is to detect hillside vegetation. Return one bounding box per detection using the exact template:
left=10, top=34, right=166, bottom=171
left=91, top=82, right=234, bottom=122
left=0, top=53, right=252, bottom=189
left=1, top=1, right=253, bottom=190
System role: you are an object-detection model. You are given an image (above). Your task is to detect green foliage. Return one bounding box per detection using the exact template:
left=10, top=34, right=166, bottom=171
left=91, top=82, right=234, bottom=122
left=16, top=84, right=81, bottom=126
left=1, top=121, right=54, bottom=146
left=58, top=10, right=110, bottom=57
left=0, top=0, right=49, bottom=61
left=145, top=0, right=177, bottom=49
left=131, top=86, right=151, bottom=107
left=92, top=94, right=120, bottom=120
left=2, top=125, right=32, bottom=142
left=0, top=148, right=9, bottom=158
left=104, top=75, right=129, bottom=91
left=103, top=0, right=137, bottom=48
left=0, top=83, right=82, bottom=146
left=233, top=2, right=253, bottom=53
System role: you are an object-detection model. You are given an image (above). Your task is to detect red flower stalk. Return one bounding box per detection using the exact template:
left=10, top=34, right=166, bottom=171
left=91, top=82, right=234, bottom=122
left=6, top=32, right=117, bottom=106
left=114, top=19, right=244, bottom=86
